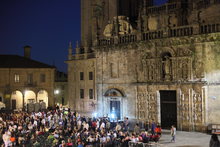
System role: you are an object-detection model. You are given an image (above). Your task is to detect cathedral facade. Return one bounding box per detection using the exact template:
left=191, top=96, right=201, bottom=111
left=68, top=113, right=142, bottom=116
left=67, top=0, right=220, bottom=131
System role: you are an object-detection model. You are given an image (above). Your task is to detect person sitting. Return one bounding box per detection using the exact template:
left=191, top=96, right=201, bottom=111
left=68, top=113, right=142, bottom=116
left=142, top=131, right=149, bottom=143
left=155, top=124, right=162, bottom=136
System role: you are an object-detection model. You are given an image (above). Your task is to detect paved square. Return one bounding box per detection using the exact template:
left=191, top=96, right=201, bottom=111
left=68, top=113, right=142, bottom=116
left=159, top=130, right=210, bottom=147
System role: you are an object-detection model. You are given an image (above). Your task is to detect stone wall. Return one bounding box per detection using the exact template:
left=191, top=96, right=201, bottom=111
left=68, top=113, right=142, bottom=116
left=67, top=58, right=96, bottom=115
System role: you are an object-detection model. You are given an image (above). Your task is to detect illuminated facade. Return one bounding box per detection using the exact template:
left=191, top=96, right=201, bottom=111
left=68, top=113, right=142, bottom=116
left=0, top=46, right=55, bottom=110
left=67, top=0, right=220, bottom=131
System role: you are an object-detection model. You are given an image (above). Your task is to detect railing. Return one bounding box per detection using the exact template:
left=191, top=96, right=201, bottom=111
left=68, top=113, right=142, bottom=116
left=169, top=26, right=193, bottom=37
left=87, top=53, right=96, bottom=59
left=128, top=141, right=162, bottom=147
left=197, top=1, right=210, bottom=9
left=98, top=38, right=114, bottom=46
left=71, top=53, right=96, bottom=60
left=97, top=23, right=220, bottom=46
left=143, top=30, right=164, bottom=40
left=200, top=24, right=220, bottom=34
left=146, top=2, right=178, bottom=14
left=119, top=34, right=137, bottom=44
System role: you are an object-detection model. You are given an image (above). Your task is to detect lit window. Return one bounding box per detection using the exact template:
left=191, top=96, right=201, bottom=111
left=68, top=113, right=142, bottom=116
left=15, top=74, right=20, bottom=83
left=89, top=72, right=93, bottom=80
left=80, top=89, right=84, bottom=99
left=40, top=74, right=46, bottom=83
left=80, top=72, right=84, bottom=80
left=89, top=89, right=93, bottom=99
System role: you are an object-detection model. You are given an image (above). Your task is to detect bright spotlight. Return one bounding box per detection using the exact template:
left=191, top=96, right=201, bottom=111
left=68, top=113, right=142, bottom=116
left=111, top=113, right=115, bottom=119
left=93, top=112, right=97, bottom=117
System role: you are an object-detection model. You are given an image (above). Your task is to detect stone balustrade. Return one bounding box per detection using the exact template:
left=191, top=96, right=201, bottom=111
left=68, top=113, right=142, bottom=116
left=98, top=37, right=114, bottom=46
left=169, top=26, right=193, bottom=37
left=143, top=30, right=164, bottom=40
left=119, top=34, right=137, bottom=44
left=200, top=24, right=220, bottom=34
left=146, top=2, right=178, bottom=14
left=97, top=23, right=220, bottom=46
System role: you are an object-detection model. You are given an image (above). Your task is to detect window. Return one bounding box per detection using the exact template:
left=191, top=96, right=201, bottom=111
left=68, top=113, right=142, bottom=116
left=14, top=74, right=20, bottom=83
left=89, top=89, right=93, bottom=99
left=89, top=72, right=93, bottom=80
left=80, top=72, right=84, bottom=80
left=80, top=89, right=84, bottom=99
left=40, top=74, right=46, bottom=83
left=27, top=73, right=33, bottom=84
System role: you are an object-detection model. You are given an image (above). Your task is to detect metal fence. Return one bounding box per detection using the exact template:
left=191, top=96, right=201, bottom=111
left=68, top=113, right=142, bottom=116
left=128, top=141, right=163, bottom=147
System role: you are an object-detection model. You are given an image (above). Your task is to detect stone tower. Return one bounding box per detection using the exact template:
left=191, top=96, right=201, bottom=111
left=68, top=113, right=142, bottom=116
left=80, top=0, right=151, bottom=48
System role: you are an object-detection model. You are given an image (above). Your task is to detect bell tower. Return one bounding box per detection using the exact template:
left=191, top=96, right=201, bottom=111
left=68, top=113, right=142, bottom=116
left=80, top=0, right=145, bottom=48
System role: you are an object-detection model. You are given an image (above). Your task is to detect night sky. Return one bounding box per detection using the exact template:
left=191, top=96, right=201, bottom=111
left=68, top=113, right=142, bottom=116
left=0, top=0, right=166, bottom=73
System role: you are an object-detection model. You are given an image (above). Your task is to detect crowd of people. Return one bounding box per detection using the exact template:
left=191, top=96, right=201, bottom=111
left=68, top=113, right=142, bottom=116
left=0, top=108, right=162, bottom=147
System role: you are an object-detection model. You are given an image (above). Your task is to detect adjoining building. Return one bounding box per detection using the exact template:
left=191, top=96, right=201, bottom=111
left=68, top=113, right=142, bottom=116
left=54, top=71, right=68, bottom=106
left=67, top=0, right=220, bottom=131
left=0, top=46, right=55, bottom=110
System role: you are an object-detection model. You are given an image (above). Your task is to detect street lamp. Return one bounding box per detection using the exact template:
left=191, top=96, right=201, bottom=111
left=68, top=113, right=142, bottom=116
left=54, top=89, right=60, bottom=95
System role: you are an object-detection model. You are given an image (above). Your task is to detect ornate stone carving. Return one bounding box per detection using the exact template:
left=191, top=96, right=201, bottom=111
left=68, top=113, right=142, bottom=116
left=103, top=16, right=135, bottom=37
left=178, top=48, right=193, bottom=56
left=162, top=56, right=172, bottom=81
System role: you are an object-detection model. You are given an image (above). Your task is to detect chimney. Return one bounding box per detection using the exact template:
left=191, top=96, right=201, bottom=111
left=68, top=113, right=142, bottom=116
left=24, top=45, right=31, bottom=58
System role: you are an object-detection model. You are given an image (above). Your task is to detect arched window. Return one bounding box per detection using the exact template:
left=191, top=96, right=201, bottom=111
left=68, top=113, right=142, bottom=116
left=104, top=88, right=125, bottom=97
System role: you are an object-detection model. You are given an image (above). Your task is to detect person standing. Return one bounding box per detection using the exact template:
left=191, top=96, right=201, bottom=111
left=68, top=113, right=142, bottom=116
left=134, top=123, right=140, bottom=135
left=151, top=119, right=156, bottom=135
left=170, top=125, right=176, bottom=142
left=124, top=117, right=129, bottom=132
left=209, top=134, right=220, bottom=147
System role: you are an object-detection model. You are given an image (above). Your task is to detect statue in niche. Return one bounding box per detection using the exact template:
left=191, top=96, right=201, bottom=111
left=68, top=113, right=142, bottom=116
left=197, top=94, right=202, bottom=102
left=103, top=22, right=114, bottom=37
left=193, top=94, right=197, bottom=102
left=182, top=62, right=188, bottom=80
left=162, top=56, right=171, bottom=80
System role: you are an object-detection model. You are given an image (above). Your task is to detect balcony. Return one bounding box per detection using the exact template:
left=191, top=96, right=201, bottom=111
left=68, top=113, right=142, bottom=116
left=169, top=26, right=193, bottom=37
left=200, top=24, right=220, bottom=34
left=97, top=23, right=220, bottom=47
left=143, top=30, right=164, bottom=40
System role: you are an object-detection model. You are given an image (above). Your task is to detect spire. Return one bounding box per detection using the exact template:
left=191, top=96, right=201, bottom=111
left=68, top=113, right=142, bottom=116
left=68, top=41, right=73, bottom=60
left=68, top=41, right=72, bottom=49
left=76, top=41, right=79, bottom=48
left=75, top=41, right=80, bottom=54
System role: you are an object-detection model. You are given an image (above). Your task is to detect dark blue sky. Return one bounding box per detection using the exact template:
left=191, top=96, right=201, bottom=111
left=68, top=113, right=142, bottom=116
left=0, top=0, right=166, bottom=73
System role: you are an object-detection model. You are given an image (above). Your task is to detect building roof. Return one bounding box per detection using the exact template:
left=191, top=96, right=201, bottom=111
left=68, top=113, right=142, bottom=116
left=0, top=55, right=55, bottom=68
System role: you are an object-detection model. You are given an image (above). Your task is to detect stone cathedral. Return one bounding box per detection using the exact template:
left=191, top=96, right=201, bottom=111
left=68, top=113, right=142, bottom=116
left=67, top=0, right=220, bottom=131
